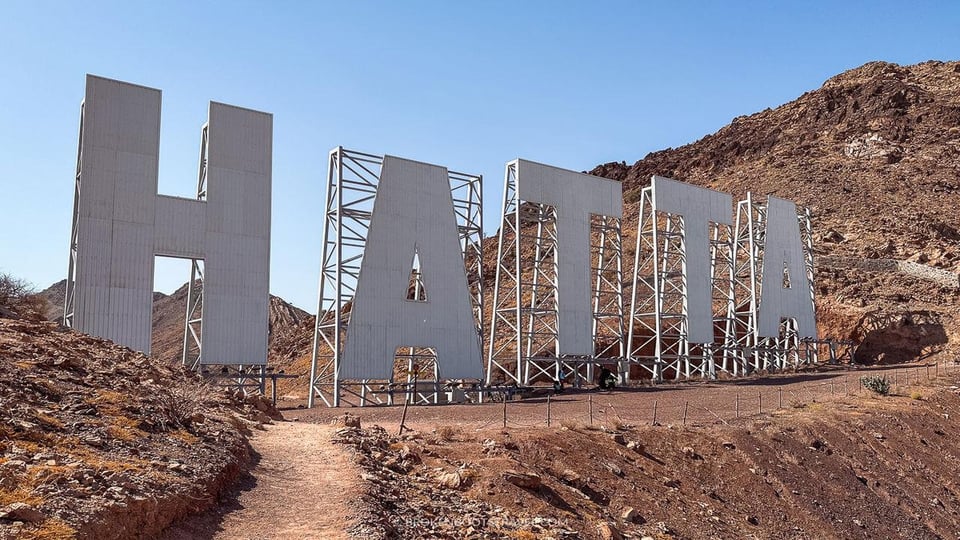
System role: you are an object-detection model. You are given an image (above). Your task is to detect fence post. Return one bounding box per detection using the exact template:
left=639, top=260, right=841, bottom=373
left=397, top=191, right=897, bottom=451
left=778, top=387, right=783, bottom=409
left=588, top=395, right=594, bottom=426
left=682, top=402, right=688, bottom=426
left=758, top=391, right=762, bottom=414
left=736, top=393, right=740, bottom=419
left=502, top=395, right=507, bottom=428
left=547, top=395, right=552, bottom=427
left=652, top=400, right=658, bottom=426
left=398, top=395, right=410, bottom=436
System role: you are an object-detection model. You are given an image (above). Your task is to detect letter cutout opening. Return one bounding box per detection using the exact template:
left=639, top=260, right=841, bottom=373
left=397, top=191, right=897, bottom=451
left=757, top=196, right=817, bottom=338
left=514, top=160, right=623, bottom=355
left=651, top=176, right=733, bottom=343
left=340, top=156, right=482, bottom=379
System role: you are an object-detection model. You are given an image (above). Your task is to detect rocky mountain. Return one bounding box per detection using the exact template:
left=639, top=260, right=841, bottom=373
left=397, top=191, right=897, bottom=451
left=590, top=60, right=960, bottom=363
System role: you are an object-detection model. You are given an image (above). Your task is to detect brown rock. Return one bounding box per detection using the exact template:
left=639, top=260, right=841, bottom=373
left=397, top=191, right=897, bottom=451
left=502, top=470, right=541, bottom=490
left=596, top=521, right=622, bottom=540
left=331, top=414, right=361, bottom=428
left=0, top=502, right=45, bottom=523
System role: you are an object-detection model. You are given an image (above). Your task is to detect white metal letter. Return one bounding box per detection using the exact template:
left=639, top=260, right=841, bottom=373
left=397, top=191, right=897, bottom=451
left=340, top=156, right=483, bottom=379
left=757, top=196, right=817, bottom=338
left=515, top=160, right=623, bottom=355
left=651, top=176, right=732, bottom=343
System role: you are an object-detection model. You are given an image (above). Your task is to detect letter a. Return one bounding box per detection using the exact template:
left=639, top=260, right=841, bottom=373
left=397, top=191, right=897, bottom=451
left=757, top=196, right=817, bottom=338
left=340, top=156, right=482, bottom=379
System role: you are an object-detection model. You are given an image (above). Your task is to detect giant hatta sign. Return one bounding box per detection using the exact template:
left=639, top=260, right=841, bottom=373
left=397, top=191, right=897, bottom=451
left=63, top=75, right=272, bottom=366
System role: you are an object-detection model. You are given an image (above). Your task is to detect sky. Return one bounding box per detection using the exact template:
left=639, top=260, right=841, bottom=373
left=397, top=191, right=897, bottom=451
left=1, top=1, right=959, bottom=311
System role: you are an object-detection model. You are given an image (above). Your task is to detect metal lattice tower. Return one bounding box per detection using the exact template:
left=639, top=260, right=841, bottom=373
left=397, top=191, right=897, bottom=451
left=486, top=161, right=624, bottom=387
left=63, top=103, right=84, bottom=330
left=181, top=124, right=208, bottom=371
left=307, top=147, right=483, bottom=407
left=628, top=186, right=818, bottom=383
left=626, top=186, right=733, bottom=381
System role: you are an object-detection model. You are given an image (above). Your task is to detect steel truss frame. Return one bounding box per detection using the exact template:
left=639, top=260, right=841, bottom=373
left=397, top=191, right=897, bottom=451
left=628, top=187, right=821, bottom=383
left=63, top=102, right=84, bottom=329
left=626, top=186, right=735, bottom=381
left=308, top=147, right=484, bottom=407
left=486, top=161, right=624, bottom=387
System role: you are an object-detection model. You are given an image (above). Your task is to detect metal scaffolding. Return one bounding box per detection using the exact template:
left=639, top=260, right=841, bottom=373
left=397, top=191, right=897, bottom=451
left=486, top=161, right=624, bottom=387
left=181, top=124, right=208, bottom=371
left=307, top=147, right=483, bottom=407
left=628, top=186, right=821, bottom=383
left=626, top=186, right=736, bottom=381
left=63, top=102, right=84, bottom=329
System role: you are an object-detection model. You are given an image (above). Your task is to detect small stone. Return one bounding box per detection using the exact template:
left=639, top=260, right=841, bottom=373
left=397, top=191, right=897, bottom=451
left=331, top=414, right=361, bottom=428
left=620, top=506, right=638, bottom=523
left=681, top=446, right=701, bottom=460
left=747, top=515, right=760, bottom=525
left=721, top=441, right=736, bottom=450
left=45, top=460, right=57, bottom=467
left=560, top=469, right=582, bottom=485
left=437, top=471, right=462, bottom=489
left=611, top=433, right=626, bottom=445
left=873, top=432, right=885, bottom=440
left=853, top=518, right=865, bottom=527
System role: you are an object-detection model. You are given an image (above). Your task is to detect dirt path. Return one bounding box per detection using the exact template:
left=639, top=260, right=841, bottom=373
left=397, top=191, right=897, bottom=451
left=163, top=421, right=360, bottom=540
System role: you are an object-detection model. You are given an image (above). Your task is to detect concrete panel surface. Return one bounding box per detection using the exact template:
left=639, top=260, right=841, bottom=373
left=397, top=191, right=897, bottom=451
left=71, top=75, right=272, bottom=365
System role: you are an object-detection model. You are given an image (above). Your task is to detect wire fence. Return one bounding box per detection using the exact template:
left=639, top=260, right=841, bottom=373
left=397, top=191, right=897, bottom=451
left=398, top=362, right=956, bottom=433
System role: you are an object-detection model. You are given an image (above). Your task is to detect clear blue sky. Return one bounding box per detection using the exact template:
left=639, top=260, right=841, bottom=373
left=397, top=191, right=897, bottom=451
left=1, top=1, right=958, bottom=311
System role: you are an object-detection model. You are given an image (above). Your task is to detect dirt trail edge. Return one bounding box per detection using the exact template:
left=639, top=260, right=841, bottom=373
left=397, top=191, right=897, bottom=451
left=162, top=422, right=360, bottom=540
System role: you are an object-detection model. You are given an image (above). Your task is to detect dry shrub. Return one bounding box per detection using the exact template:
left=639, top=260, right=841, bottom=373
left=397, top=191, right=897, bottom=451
left=559, top=419, right=582, bottom=430
left=0, top=272, right=50, bottom=321
left=910, top=390, right=924, bottom=400
left=435, top=425, right=461, bottom=442
left=156, top=379, right=212, bottom=431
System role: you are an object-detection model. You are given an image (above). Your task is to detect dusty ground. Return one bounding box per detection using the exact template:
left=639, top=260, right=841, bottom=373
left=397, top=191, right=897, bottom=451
left=162, top=422, right=361, bottom=540
left=284, top=363, right=948, bottom=432
left=310, top=366, right=960, bottom=539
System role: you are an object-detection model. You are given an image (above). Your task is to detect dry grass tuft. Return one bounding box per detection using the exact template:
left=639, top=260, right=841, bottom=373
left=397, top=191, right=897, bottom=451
left=435, top=425, right=461, bottom=442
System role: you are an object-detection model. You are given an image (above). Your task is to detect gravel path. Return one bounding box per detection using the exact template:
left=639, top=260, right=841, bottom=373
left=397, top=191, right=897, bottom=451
left=162, top=422, right=360, bottom=540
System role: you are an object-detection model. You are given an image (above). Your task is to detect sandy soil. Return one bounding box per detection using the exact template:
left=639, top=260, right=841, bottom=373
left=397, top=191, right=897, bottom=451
left=162, top=422, right=360, bottom=540
left=284, top=362, right=948, bottom=432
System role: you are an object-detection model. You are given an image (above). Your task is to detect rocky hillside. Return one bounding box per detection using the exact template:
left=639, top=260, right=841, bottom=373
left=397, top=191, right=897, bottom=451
left=0, top=319, right=275, bottom=539
left=591, top=60, right=960, bottom=361
left=332, top=375, right=960, bottom=539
